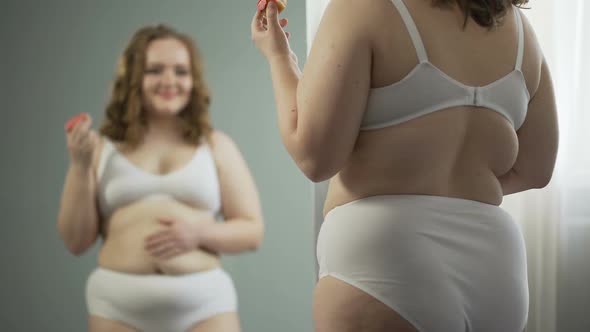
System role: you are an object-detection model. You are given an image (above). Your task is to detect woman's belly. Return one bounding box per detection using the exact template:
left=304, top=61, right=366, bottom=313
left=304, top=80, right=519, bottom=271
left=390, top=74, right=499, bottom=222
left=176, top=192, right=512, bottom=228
left=98, top=196, right=221, bottom=275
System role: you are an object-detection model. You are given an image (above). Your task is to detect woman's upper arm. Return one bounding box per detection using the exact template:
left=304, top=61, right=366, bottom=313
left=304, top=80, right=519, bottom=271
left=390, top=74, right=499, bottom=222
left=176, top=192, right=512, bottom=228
left=296, top=0, right=373, bottom=181
left=90, top=136, right=104, bottom=238
left=513, top=58, right=559, bottom=187
left=211, top=131, right=263, bottom=223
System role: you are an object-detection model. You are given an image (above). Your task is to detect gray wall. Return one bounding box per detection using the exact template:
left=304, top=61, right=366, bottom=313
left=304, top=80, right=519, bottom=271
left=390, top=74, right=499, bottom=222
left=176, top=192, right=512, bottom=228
left=1, top=1, right=314, bottom=331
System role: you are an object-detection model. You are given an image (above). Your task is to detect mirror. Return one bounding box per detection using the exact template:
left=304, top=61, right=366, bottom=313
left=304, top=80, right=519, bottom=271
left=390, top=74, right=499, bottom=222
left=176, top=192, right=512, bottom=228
left=3, top=1, right=313, bottom=331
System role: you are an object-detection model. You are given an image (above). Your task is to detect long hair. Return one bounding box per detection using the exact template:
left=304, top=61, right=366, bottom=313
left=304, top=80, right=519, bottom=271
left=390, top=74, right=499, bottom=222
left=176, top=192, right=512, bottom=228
left=100, top=24, right=212, bottom=146
left=433, top=0, right=530, bottom=28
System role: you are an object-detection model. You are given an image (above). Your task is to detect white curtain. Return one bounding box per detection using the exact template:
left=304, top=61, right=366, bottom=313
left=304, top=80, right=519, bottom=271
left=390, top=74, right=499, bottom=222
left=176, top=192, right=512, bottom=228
left=513, top=2, right=590, bottom=331
left=307, top=1, right=590, bottom=332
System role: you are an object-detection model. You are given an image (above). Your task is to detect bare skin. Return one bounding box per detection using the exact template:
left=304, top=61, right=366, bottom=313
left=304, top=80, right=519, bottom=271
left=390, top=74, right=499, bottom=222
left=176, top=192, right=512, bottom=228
left=59, top=38, right=262, bottom=332
left=86, top=133, right=247, bottom=332
left=253, top=0, right=557, bottom=331
left=96, top=139, right=223, bottom=275
left=89, top=316, right=136, bottom=332
left=89, top=312, right=241, bottom=332
left=320, top=0, right=554, bottom=215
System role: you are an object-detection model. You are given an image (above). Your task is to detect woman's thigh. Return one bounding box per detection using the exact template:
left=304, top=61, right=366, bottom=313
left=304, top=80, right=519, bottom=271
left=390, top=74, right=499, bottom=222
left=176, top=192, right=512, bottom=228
left=313, top=276, right=419, bottom=332
left=88, top=315, right=138, bottom=332
left=188, top=312, right=241, bottom=332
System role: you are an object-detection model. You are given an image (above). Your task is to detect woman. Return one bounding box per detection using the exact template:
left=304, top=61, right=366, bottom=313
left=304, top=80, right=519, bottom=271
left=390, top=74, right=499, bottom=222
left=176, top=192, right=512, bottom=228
left=57, top=24, right=263, bottom=332
left=252, top=0, right=557, bottom=331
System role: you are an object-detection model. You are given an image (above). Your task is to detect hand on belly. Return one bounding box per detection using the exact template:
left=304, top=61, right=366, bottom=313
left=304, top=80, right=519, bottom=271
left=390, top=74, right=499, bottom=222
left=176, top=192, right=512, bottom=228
left=144, top=215, right=212, bottom=260
left=99, top=199, right=220, bottom=274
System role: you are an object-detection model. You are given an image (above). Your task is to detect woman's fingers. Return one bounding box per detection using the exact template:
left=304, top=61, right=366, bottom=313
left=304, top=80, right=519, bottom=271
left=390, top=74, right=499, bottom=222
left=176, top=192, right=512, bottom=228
left=148, top=240, right=185, bottom=260
left=261, top=18, right=288, bottom=32
left=150, top=243, right=178, bottom=258
left=145, top=232, right=171, bottom=248
left=251, top=10, right=265, bottom=33
left=146, top=236, right=175, bottom=254
left=70, top=117, right=91, bottom=143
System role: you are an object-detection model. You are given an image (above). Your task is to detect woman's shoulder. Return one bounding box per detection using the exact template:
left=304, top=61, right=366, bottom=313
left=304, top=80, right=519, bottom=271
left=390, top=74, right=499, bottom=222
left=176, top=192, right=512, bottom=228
left=517, top=8, right=544, bottom=96
left=318, top=0, right=383, bottom=32
left=206, top=129, right=245, bottom=166
left=90, top=135, right=108, bottom=180
left=208, top=130, right=238, bottom=151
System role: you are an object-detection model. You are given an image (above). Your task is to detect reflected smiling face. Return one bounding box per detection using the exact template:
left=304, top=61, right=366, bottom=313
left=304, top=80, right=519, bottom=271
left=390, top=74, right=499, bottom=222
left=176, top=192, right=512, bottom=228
left=142, top=38, right=193, bottom=117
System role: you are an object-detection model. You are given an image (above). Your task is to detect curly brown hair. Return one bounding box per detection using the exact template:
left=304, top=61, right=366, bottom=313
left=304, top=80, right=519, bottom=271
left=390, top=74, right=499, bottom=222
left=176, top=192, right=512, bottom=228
left=433, top=0, right=530, bottom=28
left=100, top=24, right=212, bottom=147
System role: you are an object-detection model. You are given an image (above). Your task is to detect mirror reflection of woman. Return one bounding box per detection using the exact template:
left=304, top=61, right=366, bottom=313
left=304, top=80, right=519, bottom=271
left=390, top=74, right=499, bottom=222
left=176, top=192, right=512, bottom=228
left=57, top=24, right=263, bottom=332
left=252, top=0, right=558, bottom=331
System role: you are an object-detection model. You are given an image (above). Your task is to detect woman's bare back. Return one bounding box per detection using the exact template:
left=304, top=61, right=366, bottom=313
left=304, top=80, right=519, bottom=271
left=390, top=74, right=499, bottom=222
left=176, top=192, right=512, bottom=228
left=323, top=0, right=543, bottom=216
